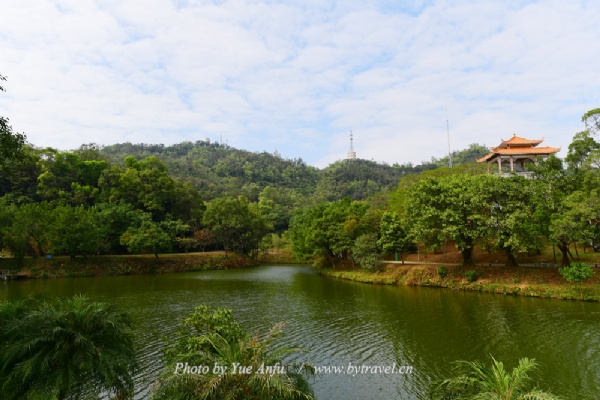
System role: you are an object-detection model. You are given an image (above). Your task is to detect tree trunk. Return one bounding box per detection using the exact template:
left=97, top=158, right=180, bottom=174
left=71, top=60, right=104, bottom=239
left=400, top=252, right=404, bottom=265
left=461, top=246, right=474, bottom=266
left=505, top=248, right=518, bottom=267
left=557, top=242, right=571, bottom=266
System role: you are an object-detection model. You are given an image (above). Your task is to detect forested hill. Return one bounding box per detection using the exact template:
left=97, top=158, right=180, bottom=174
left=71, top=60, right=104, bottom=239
left=100, top=140, right=489, bottom=202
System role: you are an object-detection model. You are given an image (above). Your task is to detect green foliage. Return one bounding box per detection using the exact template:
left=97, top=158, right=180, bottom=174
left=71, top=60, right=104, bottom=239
left=465, top=270, right=478, bottom=282
left=99, top=155, right=203, bottom=222
left=378, top=211, right=413, bottom=264
left=559, top=262, right=593, bottom=284
left=154, top=305, right=314, bottom=400
left=405, top=174, right=489, bottom=265
left=202, top=196, right=271, bottom=256
left=352, top=233, right=382, bottom=271
left=0, top=295, right=137, bottom=400
left=430, top=143, right=490, bottom=168
left=0, top=201, right=52, bottom=263
left=101, top=141, right=321, bottom=201
left=49, top=205, right=102, bottom=259
left=120, top=216, right=173, bottom=258
left=0, top=74, right=27, bottom=169
left=437, top=266, right=448, bottom=279
left=486, top=175, right=542, bottom=266
left=35, top=150, right=107, bottom=205
left=96, top=201, right=146, bottom=254
left=313, top=159, right=411, bottom=201
left=582, top=108, right=600, bottom=136
left=566, top=130, right=599, bottom=170
left=553, top=190, right=600, bottom=254
left=289, top=198, right=372, bottom=267
left=559, top=262, right=594, bottom=299
left=100, top=141, right=486, bottom=204
left=528, top=156, right=579, bottom=266
left=429, top=356, right=561, bottom=400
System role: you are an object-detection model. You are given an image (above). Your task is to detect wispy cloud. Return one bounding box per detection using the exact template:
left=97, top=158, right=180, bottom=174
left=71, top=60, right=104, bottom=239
left=1, top=0, right=598, bottom=167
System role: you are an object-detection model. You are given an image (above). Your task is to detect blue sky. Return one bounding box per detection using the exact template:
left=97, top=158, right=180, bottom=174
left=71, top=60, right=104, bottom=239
left=1, top=0, right=599, bottom=167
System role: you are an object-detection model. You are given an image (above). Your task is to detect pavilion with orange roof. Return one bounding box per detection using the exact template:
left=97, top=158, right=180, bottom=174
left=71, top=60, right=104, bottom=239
left=477, top=134, right=560, bottom=176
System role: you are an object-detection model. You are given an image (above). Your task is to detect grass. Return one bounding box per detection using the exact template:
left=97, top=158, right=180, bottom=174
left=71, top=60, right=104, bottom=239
left=394, top=242, right=600, bottom=267
left=320, top=263, right=600, bottom=302
left=0, top=252, right=259, bottom=279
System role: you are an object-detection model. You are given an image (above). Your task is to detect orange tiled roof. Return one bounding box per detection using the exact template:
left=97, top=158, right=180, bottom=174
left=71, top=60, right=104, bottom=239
left=493, top=134, right=544, bottom=149
left=477, top=146, right=560, bottom=162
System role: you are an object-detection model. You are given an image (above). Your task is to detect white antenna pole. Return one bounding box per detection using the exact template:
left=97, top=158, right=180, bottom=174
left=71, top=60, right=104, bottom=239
left=347, top=130, right=357, bottom=160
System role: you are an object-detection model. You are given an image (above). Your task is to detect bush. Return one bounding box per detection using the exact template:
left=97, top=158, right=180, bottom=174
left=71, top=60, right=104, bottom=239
left=154, top=305, right=314, bottom=400
left=352, top=233, right=382, bottom=271
left=0, top=295, right=137, bottom=400
left=512, top=277, right=521, bottom=284
left=437, top=266, right=448, bottom=278
left=559, top=262, right=594, bottom=284
left=465, top=270, right=478, bottom=282
left=559, top=262, right=594, bottom=299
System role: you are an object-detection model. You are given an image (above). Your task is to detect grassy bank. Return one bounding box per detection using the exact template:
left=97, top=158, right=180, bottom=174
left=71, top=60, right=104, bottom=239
left=256, top=249, right=304, bottom=264
left=0, top=252, right=259, bottom=279
left=320, top=263, right=600, bottom=302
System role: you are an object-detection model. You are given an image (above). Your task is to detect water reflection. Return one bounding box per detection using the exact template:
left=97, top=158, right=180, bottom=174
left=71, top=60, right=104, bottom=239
left=1, top=266, right=599, bottom=399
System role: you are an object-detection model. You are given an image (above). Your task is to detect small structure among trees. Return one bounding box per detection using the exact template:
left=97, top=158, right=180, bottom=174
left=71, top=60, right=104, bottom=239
left=477, top=134, right=560, bottom=176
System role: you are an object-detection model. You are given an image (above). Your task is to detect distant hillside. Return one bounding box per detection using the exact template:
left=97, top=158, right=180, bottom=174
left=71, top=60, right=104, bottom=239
left=100, top=140, right=489, bottom=202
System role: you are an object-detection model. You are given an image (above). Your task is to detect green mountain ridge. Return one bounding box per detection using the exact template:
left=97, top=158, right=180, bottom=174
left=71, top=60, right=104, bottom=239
left=99, top=140, right=489, bottom=202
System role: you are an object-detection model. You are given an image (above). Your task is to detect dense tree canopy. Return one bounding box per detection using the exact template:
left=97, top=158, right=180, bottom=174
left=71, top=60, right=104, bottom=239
left=0, top=74, right=598, bottom=268
left=0, top=74, right=27, bottom=170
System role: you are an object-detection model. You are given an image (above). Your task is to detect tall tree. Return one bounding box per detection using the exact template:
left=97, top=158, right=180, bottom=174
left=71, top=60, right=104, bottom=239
left=0, top=74, right=26, bottom=169
left=203, top=196, right=271, bottom=256
left=120, top=215, right=173, bottom=258
left=0, top=202, right=52, bottom=264
left=582, top=108, right=600, bottom=137
left=531, top=156, right=578, bottom=265
left=49, top=205, right=102, bottom=259
left=486, top=175, right=542, bottom=266
left=378, top=211, right=413, bottom=264
left=406, top=174, right=489, bottom=265
left=565, top=130, right=599, bottom=171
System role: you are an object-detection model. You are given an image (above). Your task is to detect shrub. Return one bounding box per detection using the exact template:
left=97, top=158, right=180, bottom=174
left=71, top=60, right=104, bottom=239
left=559, top=262, right=594, bottom=299
left=512, top=277, right=521, bottom=284
left=559, top=262, right=593, bottom=284
left=154, top=305, right=314, bottom=400
left=437, top=266, right=448, bottom=278
left=352, top=233, right=382, bottom=272
left=430, top=356, right=560, bottom=399
left=465, top=270, right=478, bottom=282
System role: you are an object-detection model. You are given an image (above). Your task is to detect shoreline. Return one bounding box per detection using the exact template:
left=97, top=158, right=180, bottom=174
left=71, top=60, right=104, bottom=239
left=5, top=252, right=600, bottom=302
left=0, top=252, right=259, bottom=279
left=319, top=263, right=600, bottom=302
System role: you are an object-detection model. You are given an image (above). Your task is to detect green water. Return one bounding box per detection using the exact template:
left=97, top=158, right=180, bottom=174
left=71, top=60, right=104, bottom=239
left=1, top=265, right=598, bottom=399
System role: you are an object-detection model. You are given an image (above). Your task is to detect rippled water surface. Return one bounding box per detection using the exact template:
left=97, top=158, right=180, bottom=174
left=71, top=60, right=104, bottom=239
left=1, top=265, right=599, bottom=399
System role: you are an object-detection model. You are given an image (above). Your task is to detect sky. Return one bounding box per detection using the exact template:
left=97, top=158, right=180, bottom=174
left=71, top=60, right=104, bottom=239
left=1, top=0, right=599, bottom=168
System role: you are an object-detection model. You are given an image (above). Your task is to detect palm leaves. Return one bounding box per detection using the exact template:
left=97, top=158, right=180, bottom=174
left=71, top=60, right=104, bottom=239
left=430, top=356, right=561, bottom=400
left=0, top=295, right=137, bottom=400
left=152, top=306, right=314, bottom=400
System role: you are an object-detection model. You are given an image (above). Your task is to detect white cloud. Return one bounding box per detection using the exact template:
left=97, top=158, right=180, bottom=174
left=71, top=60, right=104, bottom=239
left=0, top=0, right=598, bottom=167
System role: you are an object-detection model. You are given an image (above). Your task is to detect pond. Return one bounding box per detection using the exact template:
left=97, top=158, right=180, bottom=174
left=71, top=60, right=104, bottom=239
left=1, top=265, right=598, bottom=399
